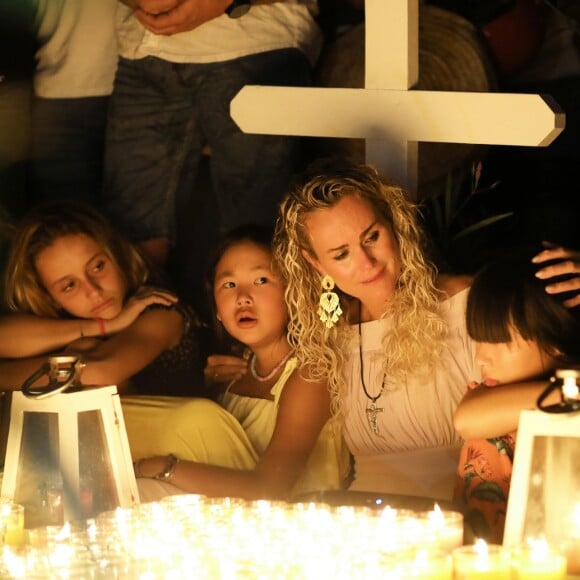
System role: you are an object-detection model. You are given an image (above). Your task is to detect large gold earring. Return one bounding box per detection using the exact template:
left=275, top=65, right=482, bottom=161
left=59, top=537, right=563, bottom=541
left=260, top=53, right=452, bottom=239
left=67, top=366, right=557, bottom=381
left=318, top=275, right=342, bottom=328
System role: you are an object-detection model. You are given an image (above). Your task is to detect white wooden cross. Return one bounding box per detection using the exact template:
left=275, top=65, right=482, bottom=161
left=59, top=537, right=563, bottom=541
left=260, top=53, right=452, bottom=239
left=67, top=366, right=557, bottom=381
left=231, top=0, right=565, bottom=196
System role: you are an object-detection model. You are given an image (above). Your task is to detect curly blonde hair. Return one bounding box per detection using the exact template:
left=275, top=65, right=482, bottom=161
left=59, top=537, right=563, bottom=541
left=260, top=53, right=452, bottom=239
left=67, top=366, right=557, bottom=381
left=273, top=159, right=447, bottom=416
left=4, top=201, right=149, bottom=317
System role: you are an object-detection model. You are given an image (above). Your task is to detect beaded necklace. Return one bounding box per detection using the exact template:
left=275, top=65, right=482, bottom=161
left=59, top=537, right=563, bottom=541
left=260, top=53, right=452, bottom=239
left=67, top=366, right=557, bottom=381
left=250, top=349, right=294, bottom=382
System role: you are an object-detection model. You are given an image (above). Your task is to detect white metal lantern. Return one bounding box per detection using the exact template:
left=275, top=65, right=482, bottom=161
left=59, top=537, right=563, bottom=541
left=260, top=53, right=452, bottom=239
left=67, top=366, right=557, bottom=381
left=504, top=369, right=580, bottom=573
left=1, top=355, right=139, bottom=528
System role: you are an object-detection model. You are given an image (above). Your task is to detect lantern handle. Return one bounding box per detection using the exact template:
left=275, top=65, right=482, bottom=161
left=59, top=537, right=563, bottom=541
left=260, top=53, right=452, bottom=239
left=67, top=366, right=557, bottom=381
left=21, top=357, right=86, bottom=400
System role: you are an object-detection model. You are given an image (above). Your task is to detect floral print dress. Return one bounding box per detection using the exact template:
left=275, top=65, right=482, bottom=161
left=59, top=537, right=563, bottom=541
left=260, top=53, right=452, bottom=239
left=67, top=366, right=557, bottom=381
left=454, top=420, right=515, bottom=543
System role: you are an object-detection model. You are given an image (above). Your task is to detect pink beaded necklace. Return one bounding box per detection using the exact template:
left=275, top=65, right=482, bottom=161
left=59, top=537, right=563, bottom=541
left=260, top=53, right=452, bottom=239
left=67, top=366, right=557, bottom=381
left=250, top=349, right=294, bottom=382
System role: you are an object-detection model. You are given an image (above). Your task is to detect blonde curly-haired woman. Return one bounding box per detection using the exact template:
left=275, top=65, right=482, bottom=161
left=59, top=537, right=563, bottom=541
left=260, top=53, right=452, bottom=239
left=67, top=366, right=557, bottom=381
left=274, top=158, right=478, bottom=501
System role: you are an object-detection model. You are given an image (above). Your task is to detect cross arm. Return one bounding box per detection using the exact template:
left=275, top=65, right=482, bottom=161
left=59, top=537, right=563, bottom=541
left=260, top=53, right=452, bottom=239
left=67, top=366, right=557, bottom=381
left=231, top=86, right=565, bottom=147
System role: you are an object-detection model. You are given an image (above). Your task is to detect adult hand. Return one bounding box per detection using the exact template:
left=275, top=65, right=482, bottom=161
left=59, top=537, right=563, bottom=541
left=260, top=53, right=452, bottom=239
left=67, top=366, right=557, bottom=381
left=205, top=354, right=248, bottom=386
left=532, top=242, right=580, bottom=308
left=134, top=0, right=231, bottom=36
left=120, top=0, right=180, bottom=13
left=108, top=286, right=179, bottom=334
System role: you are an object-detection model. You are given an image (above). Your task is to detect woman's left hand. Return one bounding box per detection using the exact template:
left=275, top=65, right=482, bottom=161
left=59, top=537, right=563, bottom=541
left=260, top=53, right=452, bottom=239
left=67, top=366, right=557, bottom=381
left=532, top=243, right=580, bottom=307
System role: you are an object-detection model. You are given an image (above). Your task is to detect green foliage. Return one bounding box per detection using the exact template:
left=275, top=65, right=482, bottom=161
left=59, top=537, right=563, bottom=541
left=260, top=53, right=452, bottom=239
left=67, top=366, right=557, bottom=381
left=420, top=161, right=514, bottom=273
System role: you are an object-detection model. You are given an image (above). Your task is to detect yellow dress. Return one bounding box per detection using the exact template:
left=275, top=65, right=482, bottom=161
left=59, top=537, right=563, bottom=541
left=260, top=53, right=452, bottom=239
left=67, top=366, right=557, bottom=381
left=121, top=396, right=260, bottom=502
left=219, top=358, right=351, bottom=498
left=121, top=396, right=258, bottom=468
left=121, top=359, right=349, bottom=501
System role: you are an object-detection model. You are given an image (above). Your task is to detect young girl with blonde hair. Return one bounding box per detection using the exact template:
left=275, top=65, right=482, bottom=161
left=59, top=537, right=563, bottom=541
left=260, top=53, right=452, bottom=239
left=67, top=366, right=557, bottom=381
left=0, top=200, right=206, bottom=395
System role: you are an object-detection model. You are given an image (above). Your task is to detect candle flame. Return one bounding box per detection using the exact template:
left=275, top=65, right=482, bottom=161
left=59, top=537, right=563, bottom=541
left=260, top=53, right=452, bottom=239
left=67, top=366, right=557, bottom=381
left=2, top=547, right=26, bottom=577
left=562, top=376, right=579, bottom=399
left=525, top=536, right=550, bottom=561
left=474, top=538, right=489, bottom=558
left=428, top=504, right=444, bottom=528
left=56, top=521, right=71, bottom=541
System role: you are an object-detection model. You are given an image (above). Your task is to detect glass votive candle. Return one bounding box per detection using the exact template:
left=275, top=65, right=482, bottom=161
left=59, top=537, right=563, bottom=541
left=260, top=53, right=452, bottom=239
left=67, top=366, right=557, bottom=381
left=382, top=547, right=453, bottom=579
left=510, top=541, right=566, bottom=580
left=423, top=506, right=464, bottom=552
left=561, top=537, right=580, bottom=575
left=564, top=501, right=580, bottom=574
left=1, top=544, right=31, bottom=578
left=453, top=540, right=511, bottom=579
left=0, top=499, right=26, bottom=547
left=27, top=523, right=72, bottom=550
left=393, top=509, right=430, bottom=550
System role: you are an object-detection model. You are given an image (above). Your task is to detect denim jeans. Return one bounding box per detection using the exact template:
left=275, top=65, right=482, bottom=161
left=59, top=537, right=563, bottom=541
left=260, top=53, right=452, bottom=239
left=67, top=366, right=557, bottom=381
left=104, top=48, right=312, bottom=244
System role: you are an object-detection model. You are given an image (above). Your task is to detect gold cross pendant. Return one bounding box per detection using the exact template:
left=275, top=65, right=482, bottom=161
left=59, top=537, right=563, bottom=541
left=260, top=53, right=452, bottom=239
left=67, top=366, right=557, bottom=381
left=366, top=401, right=383, bottom=435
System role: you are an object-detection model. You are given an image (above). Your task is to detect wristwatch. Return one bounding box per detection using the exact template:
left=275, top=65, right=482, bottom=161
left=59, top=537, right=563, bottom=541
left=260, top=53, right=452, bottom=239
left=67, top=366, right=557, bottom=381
left=226, top=0, right=251, bottom=18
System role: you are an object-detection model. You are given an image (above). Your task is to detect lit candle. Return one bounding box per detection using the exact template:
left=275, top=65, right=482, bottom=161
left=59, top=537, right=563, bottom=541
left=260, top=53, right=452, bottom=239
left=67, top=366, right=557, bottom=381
left=0, top=500, right=25, bottom=547
left=1, top=545, right=27, bottom=578
left=453, top=539, right=511, bottom=579
left=0, top=496, right=494, bottom=576
left=425, top=504, right=464, bottom=552
left=394, top=509, right=430, bottom=551
left=385, top=548, right=453, bottom=579
left=511, top=538, right=566, bottom=580
left=563, top=502, right=580, bottom=575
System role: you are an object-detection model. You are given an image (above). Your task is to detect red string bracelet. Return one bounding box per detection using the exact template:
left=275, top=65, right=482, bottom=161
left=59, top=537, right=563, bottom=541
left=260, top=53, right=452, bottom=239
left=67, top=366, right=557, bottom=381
left=95, top=317, right=106, bottom=338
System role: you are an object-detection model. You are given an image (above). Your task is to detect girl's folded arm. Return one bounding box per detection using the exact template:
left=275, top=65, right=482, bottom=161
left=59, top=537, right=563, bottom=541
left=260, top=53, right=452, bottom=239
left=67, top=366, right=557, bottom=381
left=0, top=308, right=183, bottom=393
left=0, top=313, right=87, bottom=358
left=453, top=380, right=559, bottom=440
left=74, top=308, right=184, bottom=391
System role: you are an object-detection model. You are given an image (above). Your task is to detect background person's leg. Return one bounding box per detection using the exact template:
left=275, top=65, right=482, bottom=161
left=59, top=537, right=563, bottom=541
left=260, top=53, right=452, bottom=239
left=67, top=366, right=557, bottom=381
left=104, top=57, right=204, bottom=268
left=202, top=48, right=313, bottom=233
